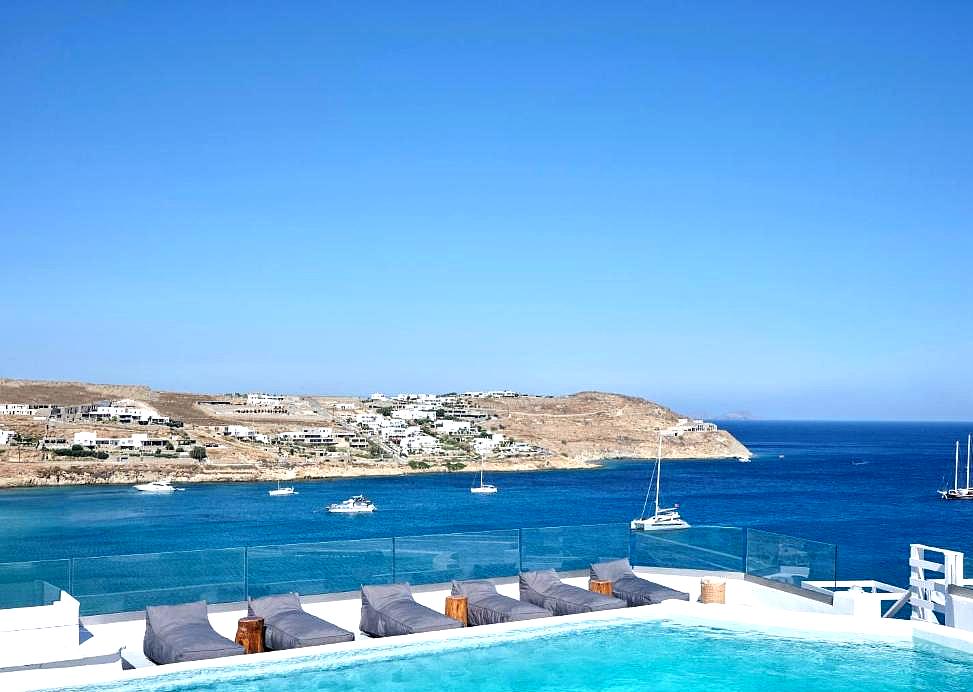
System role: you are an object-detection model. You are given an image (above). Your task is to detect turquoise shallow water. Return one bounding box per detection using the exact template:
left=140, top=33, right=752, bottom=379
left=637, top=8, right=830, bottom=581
left=70, top=620, right=973, bottom=692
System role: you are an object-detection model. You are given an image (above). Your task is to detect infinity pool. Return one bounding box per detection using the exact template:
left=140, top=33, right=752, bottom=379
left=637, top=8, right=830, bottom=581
left=65, top=619, right=973, bottom=692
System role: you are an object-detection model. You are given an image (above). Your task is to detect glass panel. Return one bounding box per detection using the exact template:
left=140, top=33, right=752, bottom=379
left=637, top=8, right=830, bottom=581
left=745, top=528, right=837, bottom=588
left=71, top=548, right=246, bottom=615
left=393, top=530, right=520, bottom=585
left=520, top=524, right=629, bottom=572
left=247, top=538, right=393, bottom=599
left=630, top=526, right=745, bottom=572
left=0, top=559, right=69, bottom=609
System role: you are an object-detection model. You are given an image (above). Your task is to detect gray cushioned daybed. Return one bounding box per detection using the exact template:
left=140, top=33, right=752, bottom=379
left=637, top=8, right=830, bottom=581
left=451, top=579, right=550, bottom=626
left=249, top=593, right=355, bottom=650
left=590, top=559, right=690, bottom=606
left=519, top=570, right=626, bottom=616
left=143, top=600, right=245, bottom=665
left=360, top=583, right=463, bottom=637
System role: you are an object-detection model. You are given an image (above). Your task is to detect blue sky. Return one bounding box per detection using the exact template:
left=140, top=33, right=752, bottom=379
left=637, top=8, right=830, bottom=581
left=2, top=3, right=971, bottom=420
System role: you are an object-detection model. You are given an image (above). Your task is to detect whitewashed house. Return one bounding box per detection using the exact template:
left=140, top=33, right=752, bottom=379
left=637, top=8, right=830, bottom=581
left=0, top=430, right=15, bottom=445
left=0, top=404, right=31, bottom=416
left=276, top=427, right=337, bottom=445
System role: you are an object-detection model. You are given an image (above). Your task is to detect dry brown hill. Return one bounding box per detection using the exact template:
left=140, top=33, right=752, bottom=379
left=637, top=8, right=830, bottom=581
left=481, top=391, right=749, bottom=461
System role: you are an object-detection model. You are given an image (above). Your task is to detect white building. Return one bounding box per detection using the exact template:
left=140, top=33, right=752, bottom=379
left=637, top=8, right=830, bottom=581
left=433, top=420, right=474, bottom=436
left=400, top=431, right=443, bottom=455
left=473, top=433, right=506, bottom=457
left=81, top=402, right=169, bottom=425
left=0, top=404, right=31, bottom=416
left=71, top=431, right=174, bottom=450
left=663, top=418, right=718, bottom=436
left=276, top=427, right=337, bottom=445
left=0, top=430, right=15, bottom=445
left=391, top=408, right=437, bottom=423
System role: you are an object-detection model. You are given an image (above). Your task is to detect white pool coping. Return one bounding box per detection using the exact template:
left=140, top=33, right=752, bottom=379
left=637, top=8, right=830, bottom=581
left=7, top=568, right=973, bottom=691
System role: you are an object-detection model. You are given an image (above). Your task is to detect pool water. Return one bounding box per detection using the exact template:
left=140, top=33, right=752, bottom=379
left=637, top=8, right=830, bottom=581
left=69, top=619, right=973, bottom=692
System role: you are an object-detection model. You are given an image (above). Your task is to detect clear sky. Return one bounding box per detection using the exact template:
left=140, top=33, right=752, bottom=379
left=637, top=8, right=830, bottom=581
left=2, top=3, right=971, bottom=420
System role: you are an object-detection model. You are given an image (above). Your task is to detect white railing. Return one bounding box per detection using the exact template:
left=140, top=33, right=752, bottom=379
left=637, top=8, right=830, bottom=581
left=907, top=544, right=965, bottom=623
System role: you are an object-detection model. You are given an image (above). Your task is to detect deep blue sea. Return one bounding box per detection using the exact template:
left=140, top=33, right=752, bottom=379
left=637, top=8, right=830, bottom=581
left=2, top=421, right=972, bottom=588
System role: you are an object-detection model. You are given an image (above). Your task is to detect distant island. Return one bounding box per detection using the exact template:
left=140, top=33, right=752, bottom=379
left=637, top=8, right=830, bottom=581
left=0, top=378, right=751, bottom=488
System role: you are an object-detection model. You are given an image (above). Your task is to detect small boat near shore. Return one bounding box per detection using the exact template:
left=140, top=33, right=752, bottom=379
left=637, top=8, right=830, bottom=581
left=470, top=458, right=498, bottom=494
left=268, top=481, right=297, bottom=497
left=134, top=480, right=182, bottom=494
left=328, top=495, right=376, bottom=513
left=940, top=436, right=973, bottom=500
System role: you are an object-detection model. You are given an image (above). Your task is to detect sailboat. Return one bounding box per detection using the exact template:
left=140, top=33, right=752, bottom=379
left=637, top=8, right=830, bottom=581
left=470, top=457, right=498, bottom=494
left=939, top=436, right=973, bottom=500
left=631, top=433, right=690, bottom=531
left=268, top=480, right=297, bottom=497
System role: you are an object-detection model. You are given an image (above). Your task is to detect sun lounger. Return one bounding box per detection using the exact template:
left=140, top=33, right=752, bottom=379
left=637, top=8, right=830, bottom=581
left=590, top=558, right=690, bottom=606
left=451, top=579, right=551, bottom=626
left=519, top=570, right=626, bottom=616
left=360, top=583, right=463, bottom=637
left=143, top=601, right=244, bottom=665
left=248, top=593, right=354, bottom=650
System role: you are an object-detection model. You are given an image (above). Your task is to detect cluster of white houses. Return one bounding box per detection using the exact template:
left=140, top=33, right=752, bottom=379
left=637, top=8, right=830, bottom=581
left=39, top=431, right=191, bottom=451
left=213, top=425, right=348, bottom=448
left=0, top=400, right=181, bottom=426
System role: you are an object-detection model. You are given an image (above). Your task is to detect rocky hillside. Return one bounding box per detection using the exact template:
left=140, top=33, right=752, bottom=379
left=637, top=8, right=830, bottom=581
left=480, top=391, right=750, bottom=461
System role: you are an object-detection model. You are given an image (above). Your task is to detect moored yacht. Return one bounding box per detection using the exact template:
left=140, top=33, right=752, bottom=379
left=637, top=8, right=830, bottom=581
left=133, top=479, right=182, bottom=494
left=940, top=436, right=973, bottom=500
left=328, top=495, right=376, bottom=513
left=631, top=432, right=690, bottom=531
left=470, top=458, right=498, bottom=494
left=268, top=480, right=297, bottom=497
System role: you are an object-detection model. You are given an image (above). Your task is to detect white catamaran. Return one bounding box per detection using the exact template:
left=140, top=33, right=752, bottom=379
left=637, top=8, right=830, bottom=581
left=470, top=457, right=498, bottom=494
left=631, top=432, right=690, bottom=531
left=940, top=436, right=973, bottom=500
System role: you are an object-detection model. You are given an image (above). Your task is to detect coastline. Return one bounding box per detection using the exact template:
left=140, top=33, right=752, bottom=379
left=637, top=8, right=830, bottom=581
left=0, top=452, right=751, bottom=489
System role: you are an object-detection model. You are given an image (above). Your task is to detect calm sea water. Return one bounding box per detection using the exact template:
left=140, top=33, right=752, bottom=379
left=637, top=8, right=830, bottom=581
left=74, top=619, right=973, bottom=692
left=2, top=421, right=972, bottom=587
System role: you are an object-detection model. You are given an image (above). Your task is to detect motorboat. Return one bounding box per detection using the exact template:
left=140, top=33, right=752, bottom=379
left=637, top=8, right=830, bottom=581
left=940, top=437, right=973, bottom=500
left=631, top=432, right=690, bottom=531
left=328, top=495, right=376, bottom=513
left=134, top=480, right=182, bottom=493
left=268, top=480, right=297, bottom=497
left=470, top=458, right=498, bottom=494
left=736, top=455, right=751, bottom=463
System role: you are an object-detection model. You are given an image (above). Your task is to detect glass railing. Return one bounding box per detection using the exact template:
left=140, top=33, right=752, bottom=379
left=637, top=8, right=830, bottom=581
left=745, top=528, right=837, bottom=588
left=0, top=559, right=70, bottom=609
left=630, top=526, right=745, bottom=573
left=0, top=524, right=838, bottom=615
left=71, top=548, right=246, bottom=615
left=247, top=538, right=393, bottom=599
left=394, top=530, right=519, bottom=586
left=520, top=523, right=630, bottom=572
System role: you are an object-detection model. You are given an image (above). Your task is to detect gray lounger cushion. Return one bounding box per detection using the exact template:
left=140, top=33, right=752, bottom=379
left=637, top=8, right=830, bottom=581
left=360, top=583, right=463, bottom=637
left=590, top=559, right=690, bottom=606
left=248, top=593, right=354, bottom=650
left=519, top=570, right=626, bottom=616
left=143, top=600, right=244, bottom=665
left=451, top=579, right=550, bottom=626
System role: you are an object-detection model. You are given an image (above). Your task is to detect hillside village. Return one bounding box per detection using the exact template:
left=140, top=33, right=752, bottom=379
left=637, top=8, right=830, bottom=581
left=0, top=380, right=751, bottom=487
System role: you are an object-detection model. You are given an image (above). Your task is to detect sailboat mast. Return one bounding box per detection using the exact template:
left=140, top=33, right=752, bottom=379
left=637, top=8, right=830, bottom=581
left=967, top=434, right=971, bottom=489
left=480, top=457, right=484, bottom=487
left=655, top=434, right=662, bottom=514
left=955, top=441, right=960, bottom=491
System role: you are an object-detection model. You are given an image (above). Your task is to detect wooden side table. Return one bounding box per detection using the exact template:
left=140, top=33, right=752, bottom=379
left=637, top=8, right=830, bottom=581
left=235, top=616, right=265, bottom=654
left=589, top=579, right=613, bottom=596
left=445, top=594, right=468, bottom=626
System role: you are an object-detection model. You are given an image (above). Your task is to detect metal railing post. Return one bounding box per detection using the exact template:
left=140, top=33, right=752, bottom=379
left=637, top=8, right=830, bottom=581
left=243, top=547, right=249, bottom=600
left=518, top=528, right=523, bottom=573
